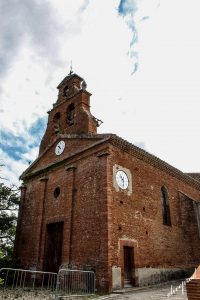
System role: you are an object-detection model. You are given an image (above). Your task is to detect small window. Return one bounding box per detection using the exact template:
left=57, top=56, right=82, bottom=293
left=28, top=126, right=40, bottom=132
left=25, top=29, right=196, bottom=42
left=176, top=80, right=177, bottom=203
left=54, top=187, right=60, bottom=199
left=161, top=186, right=171, bottom=226
left=66, top=103, right=75, bottom=126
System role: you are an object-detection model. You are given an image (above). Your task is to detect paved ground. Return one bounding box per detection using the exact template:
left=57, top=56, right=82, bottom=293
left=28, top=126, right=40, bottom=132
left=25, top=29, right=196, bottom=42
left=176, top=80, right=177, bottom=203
left=95, top=281, right=188, bottom=300
left=0, top=281, right=188, bottom=299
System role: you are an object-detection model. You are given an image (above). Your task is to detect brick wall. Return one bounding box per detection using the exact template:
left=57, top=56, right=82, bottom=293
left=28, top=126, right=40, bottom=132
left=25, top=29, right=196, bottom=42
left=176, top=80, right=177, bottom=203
left=15, top=137, right=200, bottom=292
left=16, top=144, right=111, bottom=291
left=40, top=90, right=97, bottom=155
left=107, top=145, right=200, bottom=288
left=15, top=72, right=200, bottom=292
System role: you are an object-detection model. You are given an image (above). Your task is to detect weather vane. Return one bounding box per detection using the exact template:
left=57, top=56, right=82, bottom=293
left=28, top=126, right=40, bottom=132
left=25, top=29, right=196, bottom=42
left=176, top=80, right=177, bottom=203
left=69, top=61, right=73, bottom=75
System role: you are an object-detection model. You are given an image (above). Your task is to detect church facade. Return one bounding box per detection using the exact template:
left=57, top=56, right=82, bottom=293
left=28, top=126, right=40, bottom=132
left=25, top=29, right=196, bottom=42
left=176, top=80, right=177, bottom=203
left=15, top=72, right=200, bottom=292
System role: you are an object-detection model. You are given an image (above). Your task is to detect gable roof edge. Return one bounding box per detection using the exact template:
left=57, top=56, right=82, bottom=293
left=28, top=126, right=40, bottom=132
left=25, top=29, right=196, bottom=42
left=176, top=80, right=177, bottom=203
left=108, top=134, right=200, bottom=190
left=20, top=134, right=111, bottom=180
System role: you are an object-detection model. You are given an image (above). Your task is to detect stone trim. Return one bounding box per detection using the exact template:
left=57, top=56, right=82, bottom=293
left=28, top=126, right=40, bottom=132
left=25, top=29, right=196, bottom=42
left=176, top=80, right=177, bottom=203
left=113, top=164, right=132, bottom=196
left=119, top=239, right=139, bottom=287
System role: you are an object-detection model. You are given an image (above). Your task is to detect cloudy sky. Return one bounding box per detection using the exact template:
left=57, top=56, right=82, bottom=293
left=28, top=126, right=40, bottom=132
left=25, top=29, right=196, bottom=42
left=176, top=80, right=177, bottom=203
left=0, top=0, right=200, bottom=186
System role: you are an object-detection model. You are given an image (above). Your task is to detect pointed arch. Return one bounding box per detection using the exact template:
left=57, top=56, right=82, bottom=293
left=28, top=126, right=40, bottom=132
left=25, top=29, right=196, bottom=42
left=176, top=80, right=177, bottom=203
left=161, top=186, right=171, bottom=226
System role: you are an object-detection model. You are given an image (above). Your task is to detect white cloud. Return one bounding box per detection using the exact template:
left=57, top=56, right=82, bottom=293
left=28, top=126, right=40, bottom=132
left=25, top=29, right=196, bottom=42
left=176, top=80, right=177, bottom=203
left=21, top=147, right=39, bottom=163
left=1, top=0, right=200, bottom=186
left=0, top=149, right=27, bottom=186
left=0, top=0, right=64, bottom=79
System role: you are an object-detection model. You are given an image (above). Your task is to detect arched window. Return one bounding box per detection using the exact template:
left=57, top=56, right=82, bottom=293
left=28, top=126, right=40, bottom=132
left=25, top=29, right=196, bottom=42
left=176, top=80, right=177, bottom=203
left=161, top=186, right=171, bottom=226
left=66, top=103, right=75, bottom=126
left=63, top=85, right=69, bottom=96
left=53, top=112, right=61, bottom=133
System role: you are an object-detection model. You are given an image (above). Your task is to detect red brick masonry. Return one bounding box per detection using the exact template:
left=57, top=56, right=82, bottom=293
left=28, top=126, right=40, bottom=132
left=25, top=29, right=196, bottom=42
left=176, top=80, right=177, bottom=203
left=15, top=72, right=200, bottom=292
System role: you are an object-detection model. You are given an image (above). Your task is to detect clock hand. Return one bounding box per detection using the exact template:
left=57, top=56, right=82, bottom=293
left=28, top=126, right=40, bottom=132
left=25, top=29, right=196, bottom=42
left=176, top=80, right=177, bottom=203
left=120, top=174, right=125, bottom=187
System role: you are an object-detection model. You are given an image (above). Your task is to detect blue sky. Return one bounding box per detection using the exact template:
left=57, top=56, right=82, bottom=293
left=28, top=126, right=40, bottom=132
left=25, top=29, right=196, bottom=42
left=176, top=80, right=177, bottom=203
left=0, top=116, right=46, bottom=161
left=0, top=0, right=200, bottom=185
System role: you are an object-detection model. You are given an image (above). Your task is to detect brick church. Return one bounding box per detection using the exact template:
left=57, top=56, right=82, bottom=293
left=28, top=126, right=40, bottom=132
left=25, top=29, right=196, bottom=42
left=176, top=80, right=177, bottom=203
left=15, top=71, right=200, bottom=292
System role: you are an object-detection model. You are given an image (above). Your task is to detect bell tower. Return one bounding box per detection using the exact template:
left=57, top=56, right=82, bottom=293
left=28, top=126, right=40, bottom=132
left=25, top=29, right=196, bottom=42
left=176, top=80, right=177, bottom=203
left=39, top=72, right=100, bottom=155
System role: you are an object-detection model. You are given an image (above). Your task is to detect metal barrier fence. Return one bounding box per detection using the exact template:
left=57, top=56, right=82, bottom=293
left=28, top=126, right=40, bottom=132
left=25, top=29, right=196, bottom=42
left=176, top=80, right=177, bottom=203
left=56, top=269, right=95, bottom=297
left=0, top=268, right=57, bottom=299
left=0, top=267, right=95, bottom=299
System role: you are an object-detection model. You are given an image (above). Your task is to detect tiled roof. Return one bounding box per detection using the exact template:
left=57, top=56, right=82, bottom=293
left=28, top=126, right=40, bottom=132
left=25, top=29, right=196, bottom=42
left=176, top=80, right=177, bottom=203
left=186, top=173, right=200, bottom=182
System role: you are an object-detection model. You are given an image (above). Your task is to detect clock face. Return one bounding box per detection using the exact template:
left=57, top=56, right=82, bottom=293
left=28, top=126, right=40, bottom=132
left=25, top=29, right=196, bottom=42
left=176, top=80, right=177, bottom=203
left=116, top=170, right=129, bottom=190
left=55, top=140, right=65, bottom=155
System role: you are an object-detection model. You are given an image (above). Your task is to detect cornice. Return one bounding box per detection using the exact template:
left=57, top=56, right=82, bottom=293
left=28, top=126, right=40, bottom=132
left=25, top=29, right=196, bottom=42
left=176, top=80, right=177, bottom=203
left=20, top=137, right=111, bottom=181
left=57, top=73, right=84, bottom=89
left=20, top=132, right=200, bottom=191
left=20, top=133, right=107, bottom=179
left=52, top=90, right=92, bottom=110
left=109, top=134, right=200, bottom=190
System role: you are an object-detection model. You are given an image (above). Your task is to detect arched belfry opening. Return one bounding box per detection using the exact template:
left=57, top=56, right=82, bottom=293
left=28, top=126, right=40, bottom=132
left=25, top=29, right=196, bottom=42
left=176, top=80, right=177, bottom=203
left=66, top=103, right=75, bottom=126
left=63, top=85, right=69, bottom=96
left=53, top=112, right=61, bottom=133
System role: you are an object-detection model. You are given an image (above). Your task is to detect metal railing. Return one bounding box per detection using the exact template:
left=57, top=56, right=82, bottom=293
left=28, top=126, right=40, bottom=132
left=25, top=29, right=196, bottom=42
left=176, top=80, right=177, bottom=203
left=0, top=267, right=95, bottom=299
left=56, top=269, right=95, bottom=297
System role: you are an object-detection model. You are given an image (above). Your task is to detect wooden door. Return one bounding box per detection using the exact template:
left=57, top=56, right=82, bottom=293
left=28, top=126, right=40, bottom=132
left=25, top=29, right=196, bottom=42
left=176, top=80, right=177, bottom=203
left=124, top=246, right=134, bottom=286
left=44, top=222, right=63, bottom=273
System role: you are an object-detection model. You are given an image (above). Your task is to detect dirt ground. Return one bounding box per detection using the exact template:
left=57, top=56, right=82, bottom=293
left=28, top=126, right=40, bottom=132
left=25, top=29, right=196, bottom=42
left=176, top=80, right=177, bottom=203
left=0, top=289, right=53, bottom=299
left=0, top=289, right=96, bottom=300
